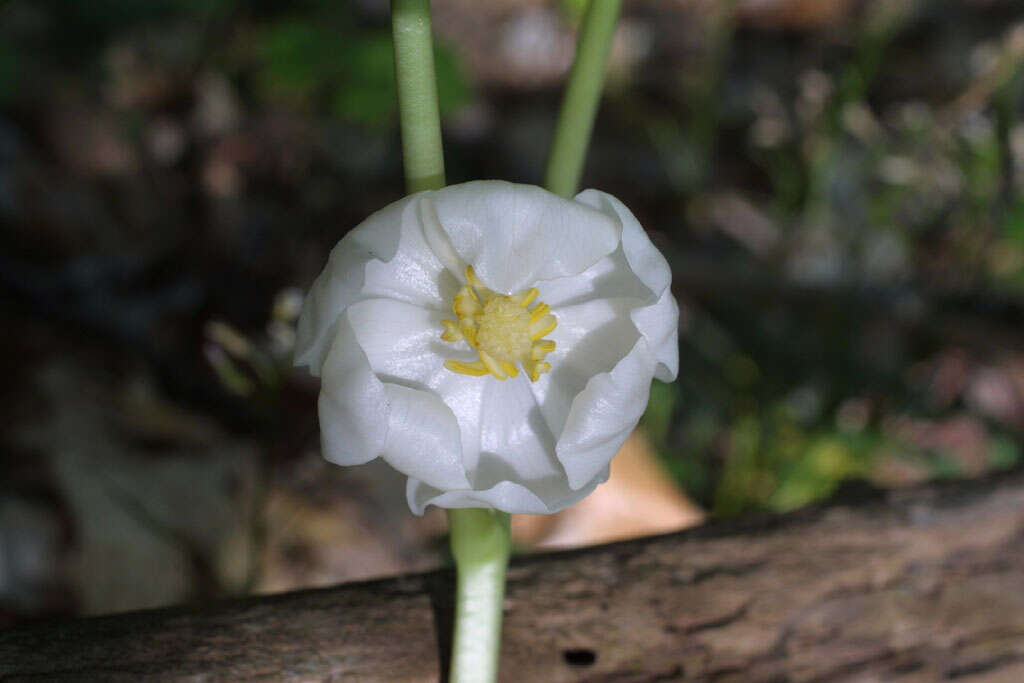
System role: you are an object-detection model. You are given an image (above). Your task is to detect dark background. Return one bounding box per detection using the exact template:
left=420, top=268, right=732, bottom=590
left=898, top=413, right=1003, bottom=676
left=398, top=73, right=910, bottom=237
left=2, top=0, right=1024, bottom=626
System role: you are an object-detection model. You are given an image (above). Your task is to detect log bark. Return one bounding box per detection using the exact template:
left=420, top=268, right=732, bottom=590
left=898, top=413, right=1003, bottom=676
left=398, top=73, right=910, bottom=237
left=3, top=471, right=1024, bottom=682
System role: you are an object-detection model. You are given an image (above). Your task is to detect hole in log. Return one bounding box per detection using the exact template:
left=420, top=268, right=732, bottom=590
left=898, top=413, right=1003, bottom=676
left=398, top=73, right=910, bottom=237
left=563, top=649, right=597, bottom=667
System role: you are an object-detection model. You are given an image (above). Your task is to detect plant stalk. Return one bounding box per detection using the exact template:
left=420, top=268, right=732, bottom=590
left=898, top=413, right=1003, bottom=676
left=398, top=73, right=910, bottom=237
left=447, top=508, right=511, bottom=683
left=543, top=0, right=624, bottom=197
left=391, top=0, right=446, bottom=193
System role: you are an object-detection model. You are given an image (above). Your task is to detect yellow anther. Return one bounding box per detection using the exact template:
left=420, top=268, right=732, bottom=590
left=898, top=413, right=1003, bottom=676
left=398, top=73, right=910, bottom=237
left=511, top=288, right=539, bottom=307
left=525, top=360, right=551, bottom=382
left=459, top=318, right=478, bottom=345
left=444, top=359, right=490, bottom=377
left=479, top=350, right=507, bottom=380
left=531, top=339, right=555, bottom=360
left=440, top=267, right=558, bottom=381
left=441, top=320, right=463, bottom=342
left=454, top=286, right=481, bottom=318
left=529, top=314, right=557, bottom=340
left=465, top=266, right=494, bottom=297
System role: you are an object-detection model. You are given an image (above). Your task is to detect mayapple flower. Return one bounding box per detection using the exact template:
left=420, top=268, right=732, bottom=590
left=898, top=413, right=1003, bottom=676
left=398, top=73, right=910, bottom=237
left=295, top=181, right=678, bottom=514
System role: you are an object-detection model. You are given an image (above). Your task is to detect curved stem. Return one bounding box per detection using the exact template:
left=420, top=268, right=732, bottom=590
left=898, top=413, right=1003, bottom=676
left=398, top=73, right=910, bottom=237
left=543, top=0, right=624, bottom=198
left=447, top=508, right=511, bottom=683
left=391, top=0, right=446, bottom=193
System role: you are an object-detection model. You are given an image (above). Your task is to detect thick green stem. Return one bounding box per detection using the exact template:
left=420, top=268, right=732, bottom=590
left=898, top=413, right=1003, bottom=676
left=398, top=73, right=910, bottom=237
left=447, top=508, right=511, bottom=683
left=391, top=0, right=446, bottom=193
left=543, top=0, right=624, bottom=198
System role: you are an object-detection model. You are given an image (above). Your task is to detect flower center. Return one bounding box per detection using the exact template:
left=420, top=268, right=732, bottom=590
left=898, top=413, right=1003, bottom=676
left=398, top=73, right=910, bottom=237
left=476, top=298, right=533, bottom=363
left=440, top=266, right=557, bottom=381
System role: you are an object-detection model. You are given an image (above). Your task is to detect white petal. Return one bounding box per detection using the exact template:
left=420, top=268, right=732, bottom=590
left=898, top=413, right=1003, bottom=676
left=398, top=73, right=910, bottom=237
left=476, top=376, right=563, bottom=489
left=575, top=189, right=671, bottom=298
left=317, top=315, right=389, bottom=467
left=557, top=338, right=658, bottom=489
left=378, top=383, right=470, bottom=491
left=418, top=194, right=466, bottom=279
left=295, top=193, right=457, bottom=375
left=535, top=249, right=650, bottom=308
left=361, top=221, right=457, bottom=311
left=346, top=298, right=451, bottom=387
left=409, top=478, right=547, bottom=514
left=429, top=180, right=620, bottom=293
left=573, top=189, right=679, bottom=380
left=345, top=297, right=487, bottom=469
left=537, top=186, right=665, bottom=308
left=532, top=297, right=641, bottom=441
left=406, top=465, right=609, bottom=515
left=318, top=303, right=469, bottom=490
left=632, top=287, right=679, bottom=382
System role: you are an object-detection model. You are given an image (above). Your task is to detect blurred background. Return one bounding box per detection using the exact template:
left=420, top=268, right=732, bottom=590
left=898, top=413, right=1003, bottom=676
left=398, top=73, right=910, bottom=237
left=2, top=0, right=1024, bottom=626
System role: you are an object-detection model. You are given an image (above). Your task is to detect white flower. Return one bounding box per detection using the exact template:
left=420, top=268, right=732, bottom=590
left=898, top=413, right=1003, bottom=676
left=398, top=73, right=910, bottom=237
left=295, top=181, right=679, bottom=514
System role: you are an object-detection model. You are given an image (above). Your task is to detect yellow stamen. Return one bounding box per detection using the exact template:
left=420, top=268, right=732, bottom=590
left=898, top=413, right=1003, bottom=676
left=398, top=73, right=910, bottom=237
left=465, top=266, right=494, bottom=298
left=479, top=350, right=507, bottom=380
left=454, top=286, right=481, bottom=318
left=439, top=266, right=558, bottom=381
left=524, top=360, right=551, bottom=382
left=459, top=318, right=477, bottom=345
left=444, top=359, right=490, bottom=376
left=511, top=288, right=538, bottom=307
left=529, top=302, right=550, bottom=322
left=531, top=339, right=555, bottom=359
left=441, top=320, right=462, bottom=342
left=529, top=314, right=557, bottom=340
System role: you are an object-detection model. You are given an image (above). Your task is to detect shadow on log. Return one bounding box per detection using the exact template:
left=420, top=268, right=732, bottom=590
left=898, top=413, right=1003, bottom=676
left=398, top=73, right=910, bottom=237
left=3, top=471, right=1024, bottom=682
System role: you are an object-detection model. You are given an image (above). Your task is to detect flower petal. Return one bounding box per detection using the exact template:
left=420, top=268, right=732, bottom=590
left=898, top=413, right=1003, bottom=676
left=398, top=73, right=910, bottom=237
left=573, top=188, right=679, bottom=381
left=428, top=180, right=620, bottom=293
left=344, top=298, right=486, bottom=476
left=557, top=337, right=658, bottom=489
left=531, top=297, right=642, bottom=440
left=317, top=315, right=389, bottom=467
left=318, top=301, right=470, bottom=490
left=406, top=465, right=609, bottom=515
left=475, top=376, right=563, bottom=489
left=575, top=189, right=671, bottom=298
left=534, top=249, right=650, bottom=308
left=632, top=287, right=679, bottom=382
left=295, top=193, right=456, bottom=375
left=346, top=298, right=451, bottom=387
left=418, top=194, right=467, bottom=279
left=378, top=383, right=471, bottom=491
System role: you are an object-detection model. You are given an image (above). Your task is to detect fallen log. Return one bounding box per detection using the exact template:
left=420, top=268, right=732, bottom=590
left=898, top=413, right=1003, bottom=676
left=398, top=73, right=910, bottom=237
left=3, top=471, right=1024, bottom=682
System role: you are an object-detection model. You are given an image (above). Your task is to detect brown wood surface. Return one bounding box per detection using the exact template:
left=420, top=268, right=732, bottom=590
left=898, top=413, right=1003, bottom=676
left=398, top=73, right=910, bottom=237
left=3, top=471, right=1024, bottom=682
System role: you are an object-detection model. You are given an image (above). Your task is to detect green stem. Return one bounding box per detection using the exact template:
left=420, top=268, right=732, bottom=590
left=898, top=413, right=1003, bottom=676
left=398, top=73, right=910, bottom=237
left=390, top=4, right=510, bottom=680
left=543, top=0, right=624, bottom=197
left=447, top=508, right=511, bottom=683
left=391, top=0, right=446, bottom=193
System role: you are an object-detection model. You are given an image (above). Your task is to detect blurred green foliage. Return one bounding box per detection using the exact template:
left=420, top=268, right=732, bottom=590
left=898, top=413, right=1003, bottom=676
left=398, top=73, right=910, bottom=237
left=254, top=18, right=467, bottom=128
left=0, top=0, right=469, bottom=126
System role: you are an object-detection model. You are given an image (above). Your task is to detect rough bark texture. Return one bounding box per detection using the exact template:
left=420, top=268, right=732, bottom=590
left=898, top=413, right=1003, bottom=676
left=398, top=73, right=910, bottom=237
left=3, top=471, right=1024, bottom=682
